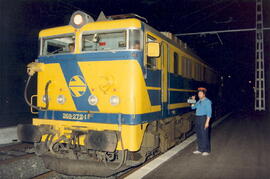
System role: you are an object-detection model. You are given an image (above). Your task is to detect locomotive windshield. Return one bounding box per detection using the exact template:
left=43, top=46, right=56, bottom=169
left=82, top=29, right=142, bottom=52
left=82, top=31, right=126, bottom=51
left=40, top=29, right=142, bottom=55
left=41, top=35, right=75, bottom=56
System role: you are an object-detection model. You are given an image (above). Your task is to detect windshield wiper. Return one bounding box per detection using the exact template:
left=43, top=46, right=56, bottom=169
left=48, top=47, right=63, bottom=55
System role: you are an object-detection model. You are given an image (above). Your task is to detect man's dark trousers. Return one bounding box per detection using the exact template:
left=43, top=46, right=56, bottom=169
left=195, top=115, right=210, bottom=152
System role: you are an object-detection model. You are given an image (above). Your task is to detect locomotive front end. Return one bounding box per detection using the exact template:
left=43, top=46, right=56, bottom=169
left=18, top=11, right=159, bottom=176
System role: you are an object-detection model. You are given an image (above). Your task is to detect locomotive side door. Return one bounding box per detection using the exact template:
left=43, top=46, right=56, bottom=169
left=161, top=42, right=168, bottom=117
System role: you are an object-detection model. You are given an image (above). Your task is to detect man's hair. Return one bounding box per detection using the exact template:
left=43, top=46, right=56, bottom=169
left=198, top=87, right=207, bottom=95
left=198, top=90, right=206, bottom=95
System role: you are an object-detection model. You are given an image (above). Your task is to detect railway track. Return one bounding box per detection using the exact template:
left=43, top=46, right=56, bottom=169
left=0, top=142, right=33, bottom=152
left=0, top=142, right=48, bottom=179
left=31, top=171, right=57, bottom=179
left=0, top=135, right=191, bottom=178
left=0, top=142, right=34, bottom=165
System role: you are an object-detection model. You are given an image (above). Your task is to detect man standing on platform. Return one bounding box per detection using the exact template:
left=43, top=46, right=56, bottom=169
left=191, top=87, right=212, bottom=156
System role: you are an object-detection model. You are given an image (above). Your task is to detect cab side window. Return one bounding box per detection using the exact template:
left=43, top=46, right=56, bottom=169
left=147, top=35, right=157, bottom=69
left=173, top=52, right=179, bottom=74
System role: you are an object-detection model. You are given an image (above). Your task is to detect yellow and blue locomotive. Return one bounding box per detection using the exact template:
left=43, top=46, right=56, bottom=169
left=18, top=11, right=217, bottom=176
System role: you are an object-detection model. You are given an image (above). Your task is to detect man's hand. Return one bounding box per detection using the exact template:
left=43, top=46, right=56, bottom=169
left=204, top=121, right=209, bottom=129
left=204, top=117, right=210, bottom=129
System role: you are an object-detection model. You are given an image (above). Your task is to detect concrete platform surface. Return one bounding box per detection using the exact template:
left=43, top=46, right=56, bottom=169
left=144, top=112, right=270, bottom=179
left=0, top=126, right=18, bottom=144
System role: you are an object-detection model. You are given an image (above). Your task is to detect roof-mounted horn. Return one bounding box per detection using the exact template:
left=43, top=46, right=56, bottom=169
left=96, top=11, right=112, bottom=21
left=69, top=11, right=94, bottom=28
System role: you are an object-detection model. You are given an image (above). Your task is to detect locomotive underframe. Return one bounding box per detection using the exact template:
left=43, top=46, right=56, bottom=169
left=18, top=111, right=194, bottom=176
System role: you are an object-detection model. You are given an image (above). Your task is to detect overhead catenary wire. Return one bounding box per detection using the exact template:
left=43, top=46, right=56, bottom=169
left=175, top=27, right=270, bottom=36
left=58, top=0, right=96, bottom=17
left=177, top=0, right=225, bottom=21
left=183, top=1, right=236, bottom=32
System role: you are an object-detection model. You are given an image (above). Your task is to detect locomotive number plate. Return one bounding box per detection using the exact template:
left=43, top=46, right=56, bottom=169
left=62, top=113, right=91, bottom=120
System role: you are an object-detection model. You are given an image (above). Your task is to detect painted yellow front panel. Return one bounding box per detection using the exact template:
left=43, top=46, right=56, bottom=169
left=39, top=26, right=75, bottom=37
left=78, top=60, right=160, bottom=114
left=33, top=118, right=147, bottom=151
left=37, top=63, right=76, bottom=111
left=36, top=59, right=161, bottom=114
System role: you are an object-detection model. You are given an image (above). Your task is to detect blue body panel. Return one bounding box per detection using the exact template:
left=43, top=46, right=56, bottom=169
left=38, top=108, right=191, bottom=125
left=38, top=51, right=210, bottom=125
left=145, top=70, right=161, bottom=87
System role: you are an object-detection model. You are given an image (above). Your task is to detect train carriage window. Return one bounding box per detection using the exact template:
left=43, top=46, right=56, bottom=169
left=186, top=58, right=192, bottom=78
left=173, top=52, right=179, bottom=74
left=82, top=31, right=127, bottom=51
left=42, top=35, right=75, bottom=56
left=195, top=63, right=199, bottom=80
left=182, top=58, right=193, bottom=79
left=201, top=65, right=205, bottom=81
left=198, top=64, right=201, bottom=80
left=198, top=64, right=202, bottom=81
left=201, top=66, right=205, bottom=81
left=146, top=35, right=157, bottom=69
left=129, top=29, right=142, bottom=50
left=194, top=63, right=196, bottom=80
left=182, top=57, right=187, bottom=77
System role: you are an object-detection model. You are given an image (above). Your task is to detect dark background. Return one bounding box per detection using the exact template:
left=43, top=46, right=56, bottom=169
left=0, top=0, right=269, bottom=127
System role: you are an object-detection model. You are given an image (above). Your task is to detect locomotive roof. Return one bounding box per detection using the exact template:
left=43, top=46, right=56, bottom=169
left=39, top=11, right=216, bottom=73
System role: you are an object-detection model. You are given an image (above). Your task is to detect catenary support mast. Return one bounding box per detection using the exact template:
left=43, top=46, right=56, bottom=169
left=254, top=0, right=265, bottom=111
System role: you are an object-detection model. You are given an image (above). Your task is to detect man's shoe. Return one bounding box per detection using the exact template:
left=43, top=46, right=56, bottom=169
left=193, top=150, right=202, bottom=154
left=202, top=152, right=210, bottom=156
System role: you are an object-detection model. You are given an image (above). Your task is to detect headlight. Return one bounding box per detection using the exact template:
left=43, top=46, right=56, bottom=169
left=74, top=14, right=83, bottom=25
left=69, top=11, right=94, bottom=29
left=110, top=95, right=120, bottom=106
left=57, top=95, right=66, bottom=104
left=42, top=95, right=49, bottom=103
left=88, top=95, right=98, bottom=105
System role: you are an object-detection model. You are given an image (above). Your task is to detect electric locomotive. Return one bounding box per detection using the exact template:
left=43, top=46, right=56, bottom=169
left=18, top=11, right=218, bottom=176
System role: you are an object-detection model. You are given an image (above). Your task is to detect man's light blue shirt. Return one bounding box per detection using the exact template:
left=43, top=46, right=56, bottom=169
left=191, top=97, right=212, bottom=118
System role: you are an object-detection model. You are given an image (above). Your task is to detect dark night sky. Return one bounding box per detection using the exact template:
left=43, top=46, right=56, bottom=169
left=3, top=0, right=269, bottom=81
left=0, top=0, right=269, bottom=126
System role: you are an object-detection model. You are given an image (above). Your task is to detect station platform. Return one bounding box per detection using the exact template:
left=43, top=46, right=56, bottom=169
left=0, top=126, right=18, bottom=144
left=128, top=111, right=270, bottom=179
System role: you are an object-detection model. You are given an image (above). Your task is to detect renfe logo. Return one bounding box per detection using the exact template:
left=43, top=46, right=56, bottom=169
left=68, top=75, right=87, bottom=97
